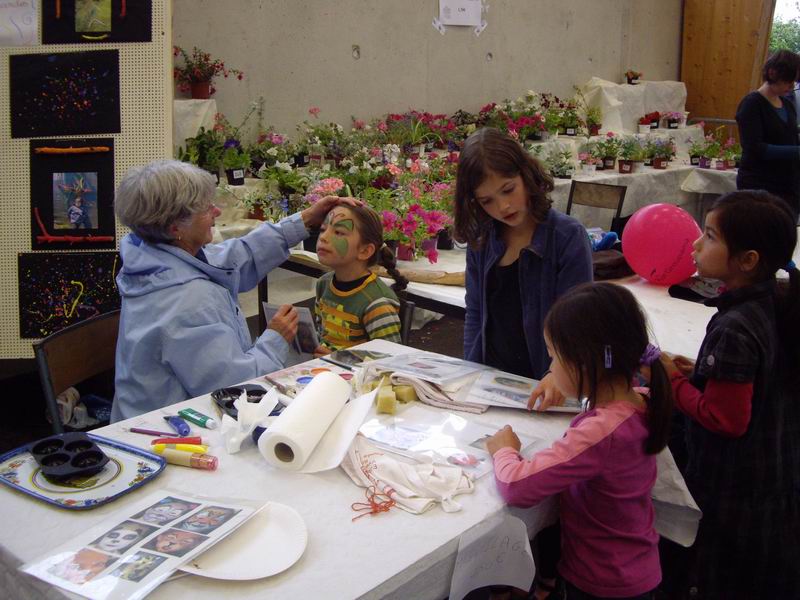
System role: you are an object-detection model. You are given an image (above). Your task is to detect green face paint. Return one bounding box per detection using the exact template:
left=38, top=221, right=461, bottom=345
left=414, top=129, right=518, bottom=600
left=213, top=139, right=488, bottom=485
left=333, top=218, right=355, bottom=231
left=331, top=236, right=349, bottom=257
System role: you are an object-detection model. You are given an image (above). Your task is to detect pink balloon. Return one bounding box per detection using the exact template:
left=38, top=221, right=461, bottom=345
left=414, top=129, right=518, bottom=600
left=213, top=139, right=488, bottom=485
left=622, top=204, right=701, bottom=286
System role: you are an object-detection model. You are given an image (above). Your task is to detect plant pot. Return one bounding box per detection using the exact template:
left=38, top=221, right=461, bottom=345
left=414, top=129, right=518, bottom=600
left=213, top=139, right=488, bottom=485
left=643, top=157, right=653, bottom=167
left=225, top=168, right=245, bottom=186
left=714, top=159, right=727, bottom=171
left=564, top=127, right=577, bottom=136
left=293, top=153, right=309, bottom=167
left=580, top=163, right=597, bottom=174
left=638, top=124, right=651, bottom=134
left=595, top=160, right=605, bottom=171
left=725, top=159, right=737, bottom=169
left=248, top=205, right=265, bottom=220
left=626, top=77, right=639, bottom=85
left=588, top=124, right=601, bottom=136
left=303, top=228, right=320, bottom=252
left=618, top=159, right=634, bottom=174
left=653, top=157, right=669, bottom=169
left=667, top=119, right=680, bottom=129
left=190, top=81, right=212, bottom=100
left=632, top=160, right=644, bottom=173
left=436, top=228, right=455, bottom=250
left=690, top=155, right=701, bottom=166
left=204, top=169, right=220, bottom=185
left=396, top=242, right=415, bottom=262
left=603, top=156, right=616, bottom=169
left=650, top=121, right=659, bottom=130
left=698, top=157, right=712, bottom=169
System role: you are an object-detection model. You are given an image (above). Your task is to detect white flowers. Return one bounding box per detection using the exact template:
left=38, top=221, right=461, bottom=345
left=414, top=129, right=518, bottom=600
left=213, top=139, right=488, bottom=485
left=266, top=147, right=278, bottom=156
left=276, top=161, right=293, bottom=172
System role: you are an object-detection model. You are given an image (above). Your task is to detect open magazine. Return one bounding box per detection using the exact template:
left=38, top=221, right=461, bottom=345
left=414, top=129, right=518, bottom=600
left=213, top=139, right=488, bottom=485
left=468, top=370, right=583, bottom=413
left=363, top=351, right=487, bottom=390
left=262, top=302, right=319, bottom=354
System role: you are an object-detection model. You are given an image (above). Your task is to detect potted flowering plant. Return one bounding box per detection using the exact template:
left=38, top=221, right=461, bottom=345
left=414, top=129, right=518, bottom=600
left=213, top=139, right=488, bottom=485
left=297, top=107, right=346, bottom=164
left=625, top=69, right=642, bottom=85
left=688, top=138, right=705, bottom=166
left=560, top=106, right=583, bottom=136
left=176, top=127, right=224, bottom=183
left=173, top=46, right=243, bottom=99
left=638, top=112, right=661, bottom=133
left=578, top=152, right=599, bottom=174
left=380, top=204, right=450, bottom=263
left=586, top=106, right=603, bottom=136
left=594, top=132, right=621, bottom=169
left=248, top=130, right=295, bottom=172
left=651, top=138, right=676, bottom=169
left=665, top=111, right=684, bottom=129
left=545, top=147, right=574, bottom=179
left=221, top=140, right=250, bottom=185
left=721, top=138, right=742, bottom=169
left=618, top=137, right=646, bottom=173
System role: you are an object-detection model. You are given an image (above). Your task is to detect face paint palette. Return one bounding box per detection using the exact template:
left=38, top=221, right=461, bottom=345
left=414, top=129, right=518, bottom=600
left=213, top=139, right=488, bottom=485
left=211, top=384, right=283, bottom=420
left=0, top=434, right=166, bottom=509
left=29, top=432, right=109, bottom=480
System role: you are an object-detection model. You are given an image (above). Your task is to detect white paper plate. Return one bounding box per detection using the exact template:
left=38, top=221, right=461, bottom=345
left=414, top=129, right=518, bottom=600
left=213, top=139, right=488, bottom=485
left=179, top=502, right=307, bottom=580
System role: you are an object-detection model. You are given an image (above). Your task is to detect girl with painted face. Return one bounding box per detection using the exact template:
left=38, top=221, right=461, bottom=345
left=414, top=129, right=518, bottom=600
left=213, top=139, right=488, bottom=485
left=138, top=498, right=197, bottom=525
left=313, top=205, right=408, bottom=352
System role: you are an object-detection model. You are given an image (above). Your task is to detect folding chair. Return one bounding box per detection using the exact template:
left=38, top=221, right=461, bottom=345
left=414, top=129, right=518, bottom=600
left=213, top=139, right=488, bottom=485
left=33, top=310, right=121, bottom=433
left=565, top=181, right=628, bottom=230
left=399, top=300, right=415, bottom=345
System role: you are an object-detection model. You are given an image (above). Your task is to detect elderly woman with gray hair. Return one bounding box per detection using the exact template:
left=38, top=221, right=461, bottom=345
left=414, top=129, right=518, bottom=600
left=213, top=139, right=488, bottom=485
left=111, top=159, right=355, bottom=421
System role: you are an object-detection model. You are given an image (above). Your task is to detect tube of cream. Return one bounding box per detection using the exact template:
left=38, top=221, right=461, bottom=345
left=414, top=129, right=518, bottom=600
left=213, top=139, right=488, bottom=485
left=177, top=408, right=218, bottom=430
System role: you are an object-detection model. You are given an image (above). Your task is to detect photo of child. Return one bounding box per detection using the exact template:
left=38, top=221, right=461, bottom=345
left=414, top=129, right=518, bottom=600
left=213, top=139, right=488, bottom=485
left=52, top=172, right=98, bottom=230
left=48, top=548, right=115, bottom=585
left=143, top=529, right=206, bottom=557
left=89, top=520, right=157, bottom=555
left=110, top=551, right=167, bottom=583
left=131, top=496, right=200, bottom=526
left=176, top=506, right=240, bottom=535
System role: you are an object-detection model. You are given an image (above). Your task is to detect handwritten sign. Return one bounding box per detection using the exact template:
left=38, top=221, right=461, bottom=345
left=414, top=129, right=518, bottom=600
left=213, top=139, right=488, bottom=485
left=438, top=0, right=481, bottom=27
left=0, top=0, right=37, bottom=46
left=449, top=514, right=535, bottom=600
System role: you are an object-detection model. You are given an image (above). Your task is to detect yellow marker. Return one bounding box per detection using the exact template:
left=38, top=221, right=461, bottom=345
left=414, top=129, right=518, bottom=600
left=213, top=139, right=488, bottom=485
left=152, top=443, right=208, bottom=454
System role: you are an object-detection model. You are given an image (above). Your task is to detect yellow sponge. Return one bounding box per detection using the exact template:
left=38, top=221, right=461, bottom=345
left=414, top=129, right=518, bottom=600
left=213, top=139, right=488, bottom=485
left=393, top=385, right=417, bottom=403
left=376, top=386, right=398, bottom=414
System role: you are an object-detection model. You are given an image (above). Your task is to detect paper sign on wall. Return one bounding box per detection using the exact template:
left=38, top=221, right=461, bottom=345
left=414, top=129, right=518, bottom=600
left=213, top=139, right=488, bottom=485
left=438, top=0, right=481, bottom=27
left=449, top=514, right=535, bottom=600
left=0, top=0, right=38, bottom=46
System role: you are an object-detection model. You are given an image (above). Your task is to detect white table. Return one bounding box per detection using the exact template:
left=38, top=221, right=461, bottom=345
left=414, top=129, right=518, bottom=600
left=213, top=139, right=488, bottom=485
left=1, top=338, right=699, bottom=600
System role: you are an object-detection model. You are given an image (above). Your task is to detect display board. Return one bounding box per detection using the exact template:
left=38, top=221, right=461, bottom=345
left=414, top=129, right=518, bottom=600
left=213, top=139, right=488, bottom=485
left=0, top=0, right=172, bottom=358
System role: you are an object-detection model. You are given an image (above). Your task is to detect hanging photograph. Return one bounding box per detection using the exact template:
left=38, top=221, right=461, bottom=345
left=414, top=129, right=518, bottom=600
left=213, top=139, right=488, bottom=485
left=42, top=0, right=151, bottom=44
left=30, top=139, right=115, bottom=250
left=18, top=251, right=122, bottom=339
left=10, top=50, right=120, bottom=138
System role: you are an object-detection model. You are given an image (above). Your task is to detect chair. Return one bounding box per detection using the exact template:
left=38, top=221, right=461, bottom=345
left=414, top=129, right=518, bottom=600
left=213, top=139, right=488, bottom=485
left=33, top=310, right=121, bottom=433
left=399, top=300, right=415, bottom=345
left=565, top=181, right=628, bottom=229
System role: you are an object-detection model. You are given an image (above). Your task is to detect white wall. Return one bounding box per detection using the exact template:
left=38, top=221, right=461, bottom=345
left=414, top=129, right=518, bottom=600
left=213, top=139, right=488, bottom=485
left=172, top=0, right=682, bottom=138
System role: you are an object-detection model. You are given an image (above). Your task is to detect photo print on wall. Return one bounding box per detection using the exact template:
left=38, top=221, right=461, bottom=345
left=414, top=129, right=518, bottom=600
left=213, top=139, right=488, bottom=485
left=30, top=139, right=115, bottom=250
left=18, top=251, right=121, bottom=339
left=10, top=50, right=120, bottom=138
left=42, top=0, right=152, bottom=44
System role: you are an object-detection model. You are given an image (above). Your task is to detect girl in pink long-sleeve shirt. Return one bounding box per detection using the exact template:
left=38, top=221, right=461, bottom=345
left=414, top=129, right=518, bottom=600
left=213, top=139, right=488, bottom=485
left=486, top=282, right=673, bottom=599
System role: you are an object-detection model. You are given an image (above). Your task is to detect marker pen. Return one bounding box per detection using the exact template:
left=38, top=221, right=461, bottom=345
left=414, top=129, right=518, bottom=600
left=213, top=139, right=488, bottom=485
left=178, top=408, right=218, bottom=429
left=160, top=448, right=218, bottom=471
left=152, top=443, right=209, bottom=454
left=151, top=436, right=209, bottom=446
left=163, top=415, right=191, bottom=436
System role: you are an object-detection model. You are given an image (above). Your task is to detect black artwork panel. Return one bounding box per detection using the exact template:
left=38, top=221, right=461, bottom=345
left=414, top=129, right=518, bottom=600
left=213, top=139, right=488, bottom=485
left=10, top=50, right=120, bottom=138
left=42, top=0, right=152, bottom=44
left=30, top=138, right=116, bottom=250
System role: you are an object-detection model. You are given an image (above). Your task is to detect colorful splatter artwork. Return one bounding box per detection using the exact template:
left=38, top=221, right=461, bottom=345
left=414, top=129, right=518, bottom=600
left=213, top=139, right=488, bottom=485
left=18, top=252, right=121, bottom=339
left=10, top=50, right=120, bottom=138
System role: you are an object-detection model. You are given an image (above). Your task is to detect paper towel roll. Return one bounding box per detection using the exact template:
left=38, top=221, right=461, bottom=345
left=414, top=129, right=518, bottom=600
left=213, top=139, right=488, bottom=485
left=258, top=371, right=351, bottom=470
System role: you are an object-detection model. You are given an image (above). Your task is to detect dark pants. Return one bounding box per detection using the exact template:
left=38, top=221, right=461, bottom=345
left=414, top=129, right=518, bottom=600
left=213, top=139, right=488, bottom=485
left=735, top=175, right=800, bottom=223
left=564, top=580, right=655, bottom=600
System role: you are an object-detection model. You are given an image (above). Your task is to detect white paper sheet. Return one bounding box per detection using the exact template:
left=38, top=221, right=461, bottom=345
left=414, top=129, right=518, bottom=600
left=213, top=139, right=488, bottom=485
left=438, top=0, right=481, bottom=27
left=449, top=514, right=535, bottom=600
left=0, top=0, right=37, bottom=46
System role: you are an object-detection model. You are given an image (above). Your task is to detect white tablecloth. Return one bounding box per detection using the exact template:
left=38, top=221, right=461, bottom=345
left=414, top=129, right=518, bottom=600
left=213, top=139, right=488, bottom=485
left=1, top=339, right=700, bottom=600
left=173, top=99, right=217, bottom=153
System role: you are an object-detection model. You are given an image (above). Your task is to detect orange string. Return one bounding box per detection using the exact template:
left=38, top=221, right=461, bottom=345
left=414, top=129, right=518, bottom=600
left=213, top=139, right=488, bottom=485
left=120, top=0, right=126, bottom=18
left=55, top=0, right=61, bottom=19
left=350, top=449, right=397, bottom=521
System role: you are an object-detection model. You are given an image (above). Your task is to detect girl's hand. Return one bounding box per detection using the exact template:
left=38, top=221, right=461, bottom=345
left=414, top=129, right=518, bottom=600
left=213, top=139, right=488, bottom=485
left=485, top=425, right=521, bottom=456
left=672, top=355, right=696, bottom=377
left=300, top=195, right=363, bottom=229
left=528, top=373, right=565, bottom=411
left=313, top=344, right=331, bottom=358
left=267, top=304, right=299, bottom=343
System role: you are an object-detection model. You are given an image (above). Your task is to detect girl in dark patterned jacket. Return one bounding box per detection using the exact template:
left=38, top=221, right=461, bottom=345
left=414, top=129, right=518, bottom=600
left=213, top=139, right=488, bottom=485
left=661, top=190, right=800, bottom=598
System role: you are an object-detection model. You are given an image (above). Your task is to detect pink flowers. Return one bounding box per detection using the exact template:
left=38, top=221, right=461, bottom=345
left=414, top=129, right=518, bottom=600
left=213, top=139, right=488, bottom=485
left=387, top=163, right=403, bottom=177
left=269, top=133, right=285, bottom=145
left=310, top=177, right=345, bottom=196
left=381, top=210, right=399, bottom=232
left=308, top=106, right=321, bottom=118
left=353, top=119, right=366, bottom=130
